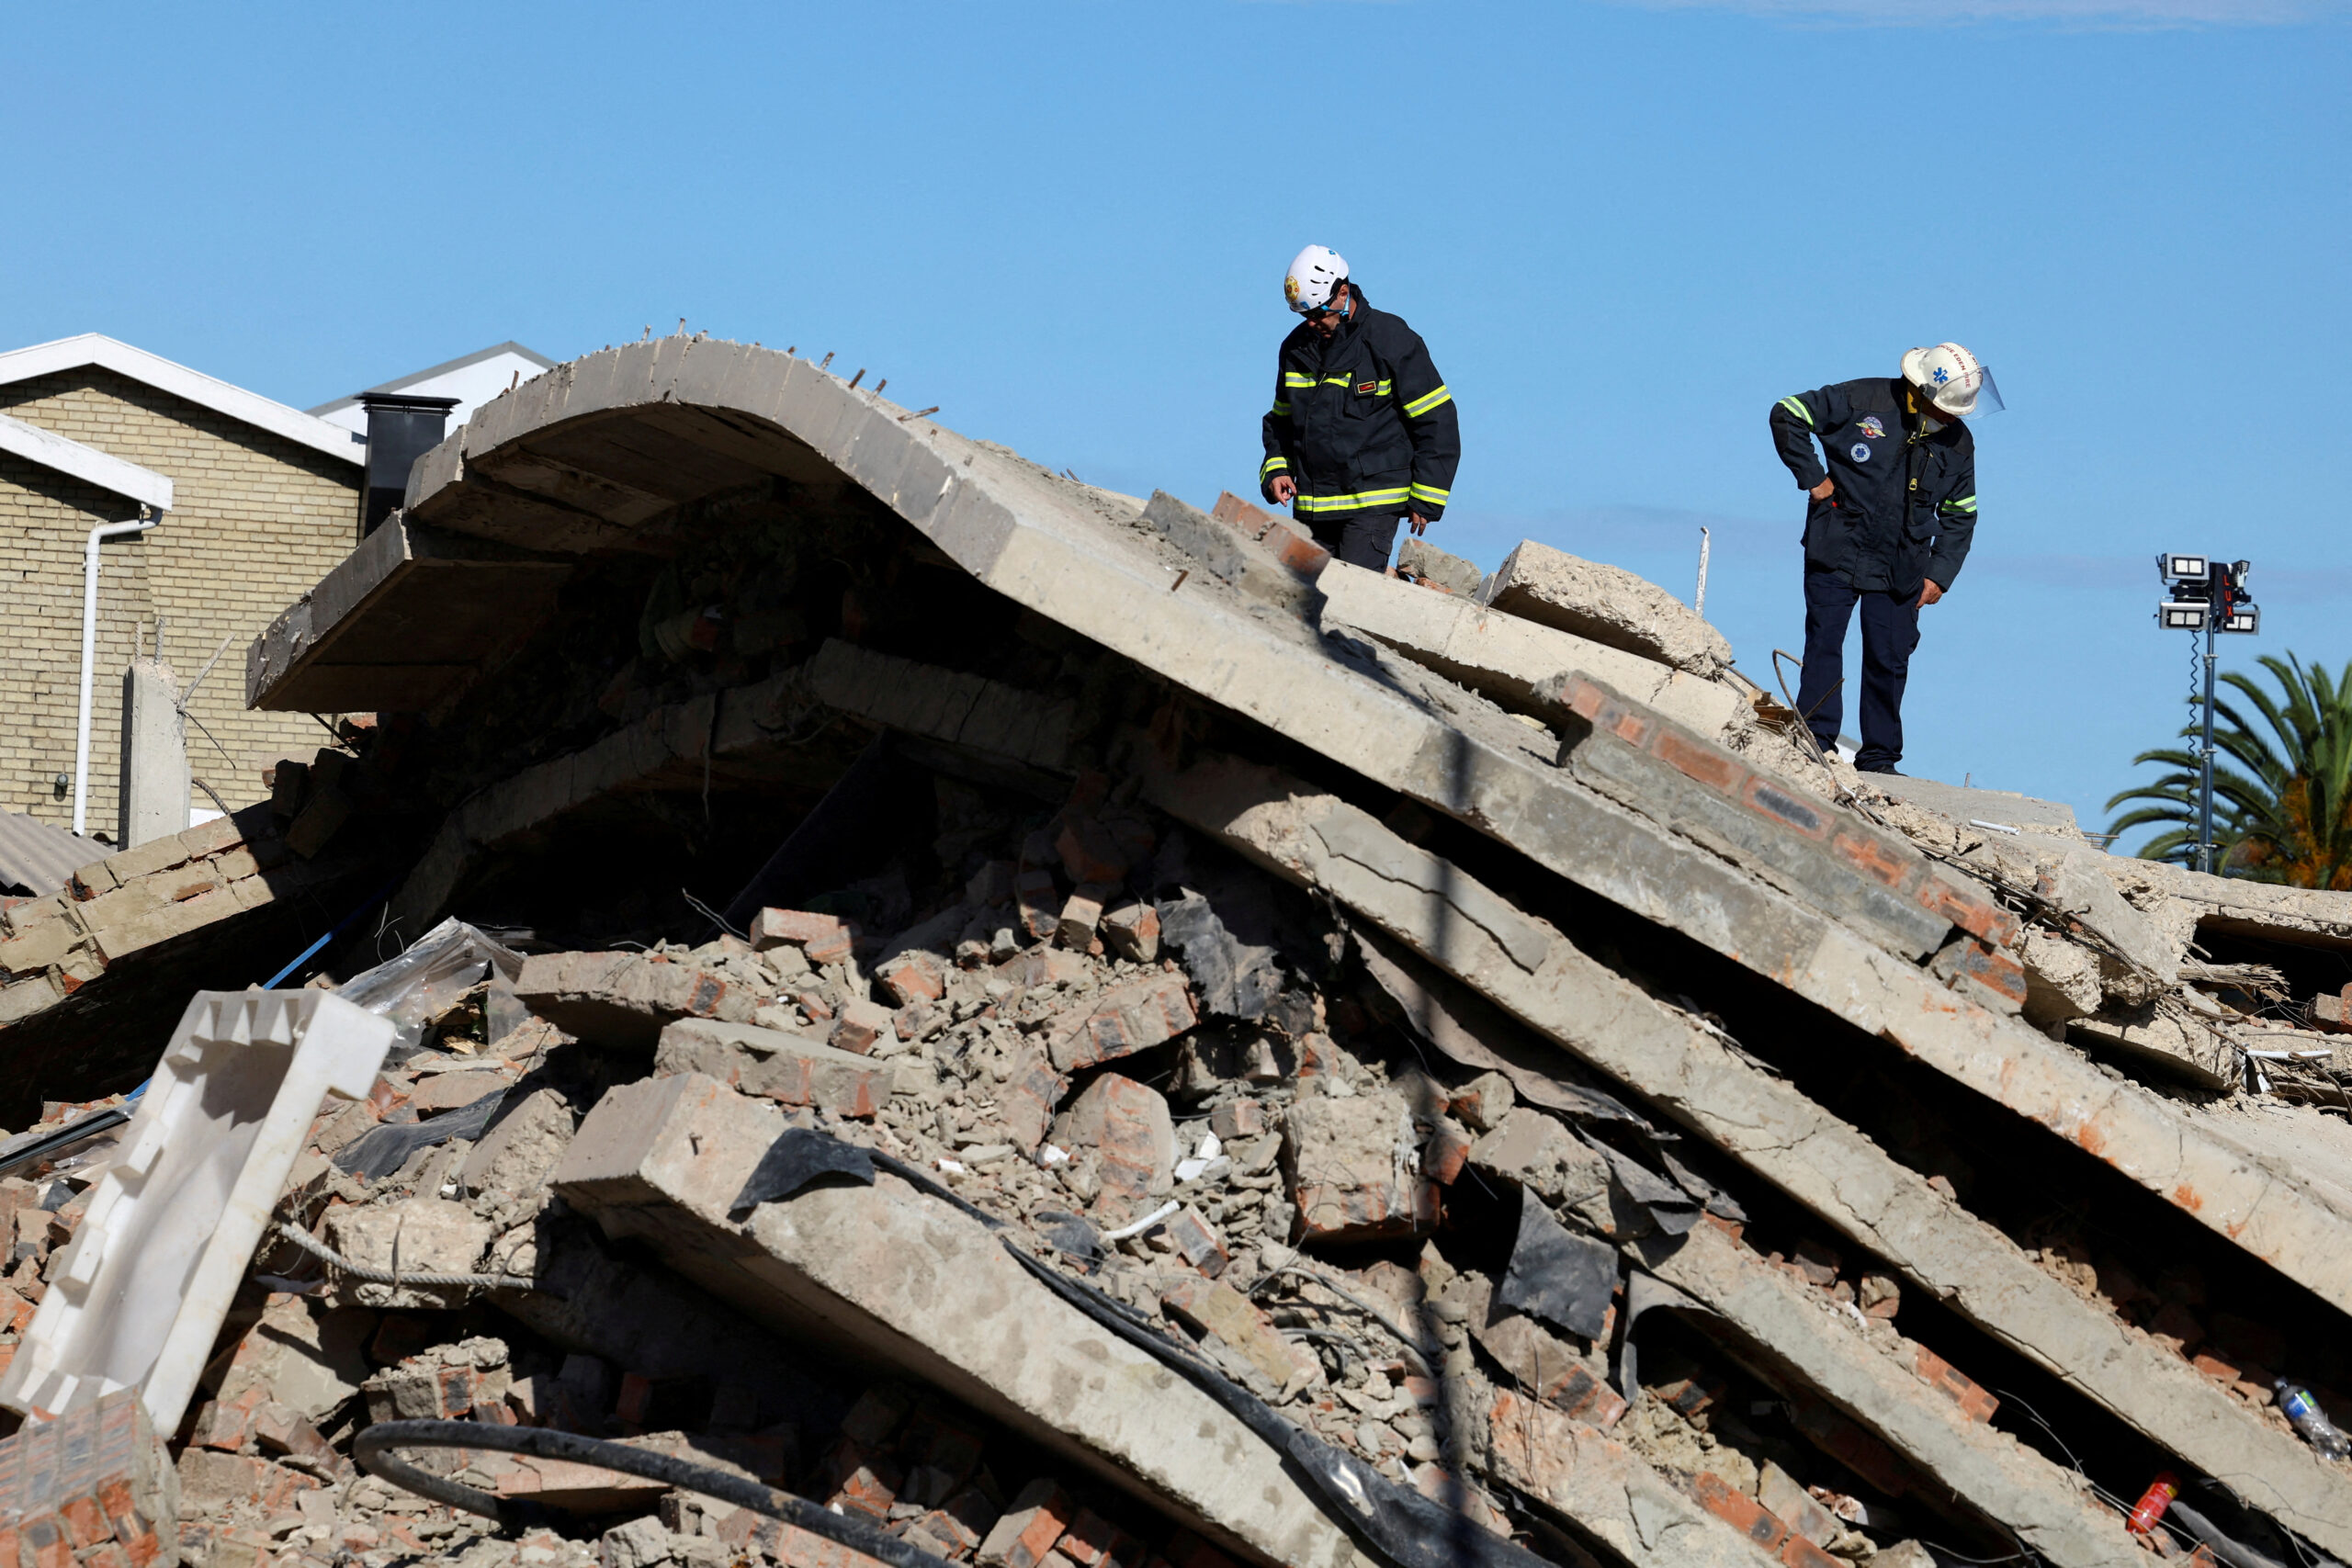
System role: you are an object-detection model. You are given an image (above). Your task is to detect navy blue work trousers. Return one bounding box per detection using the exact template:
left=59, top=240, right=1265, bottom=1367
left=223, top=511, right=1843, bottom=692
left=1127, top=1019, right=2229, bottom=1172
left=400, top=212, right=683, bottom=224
left=1306, top=513, right=1404, bottom=570
left=1795, top=569, right=1921, bottom=773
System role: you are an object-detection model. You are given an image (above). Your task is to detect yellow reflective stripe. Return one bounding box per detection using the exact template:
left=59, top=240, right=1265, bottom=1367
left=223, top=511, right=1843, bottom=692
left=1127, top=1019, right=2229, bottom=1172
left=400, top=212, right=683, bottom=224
left=1283, top=372, right=1316, bottom=389
left=1295, top=487, right=1411, bottom=513
left=1260, top=456, right=1289, bottom=478
left=1404, top=384, right=1452, bottom=419
left=1777, top=396, right=1813, bottom=426
left=1322, top=375, right=1351, bottom=387
left=1376, top=379, right=1393, bottom=397
left=1941, top=494, right=1977, bottom=513
left=1408, top=483, right=1451, bottom=505
left=1271, top=400, right=1291, bottom=416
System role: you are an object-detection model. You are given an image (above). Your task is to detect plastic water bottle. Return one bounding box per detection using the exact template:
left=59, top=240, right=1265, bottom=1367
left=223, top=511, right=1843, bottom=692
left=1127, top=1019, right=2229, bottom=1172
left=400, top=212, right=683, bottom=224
left=2277, top=1381, right=2352, bottom=1461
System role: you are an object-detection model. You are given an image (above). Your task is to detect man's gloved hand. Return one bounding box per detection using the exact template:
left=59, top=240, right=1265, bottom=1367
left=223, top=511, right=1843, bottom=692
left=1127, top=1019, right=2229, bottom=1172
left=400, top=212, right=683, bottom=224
left=1269, top=476, right=1297, bottom=504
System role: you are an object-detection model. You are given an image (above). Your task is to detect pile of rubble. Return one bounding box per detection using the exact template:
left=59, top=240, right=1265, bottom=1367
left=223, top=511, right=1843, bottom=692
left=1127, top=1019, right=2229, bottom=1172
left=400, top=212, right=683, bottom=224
left=2, top=336, right=2350, bottom=1568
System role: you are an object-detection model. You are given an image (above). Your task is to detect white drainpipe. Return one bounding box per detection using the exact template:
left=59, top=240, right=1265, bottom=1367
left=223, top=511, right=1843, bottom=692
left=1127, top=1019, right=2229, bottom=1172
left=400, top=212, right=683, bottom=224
left=74, top=508, right=162, bottom=837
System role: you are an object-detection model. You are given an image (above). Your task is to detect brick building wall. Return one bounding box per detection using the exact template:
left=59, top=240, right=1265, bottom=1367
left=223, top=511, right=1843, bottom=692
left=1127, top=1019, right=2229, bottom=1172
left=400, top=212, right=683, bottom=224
left=0, top=368, right=359, bottom=838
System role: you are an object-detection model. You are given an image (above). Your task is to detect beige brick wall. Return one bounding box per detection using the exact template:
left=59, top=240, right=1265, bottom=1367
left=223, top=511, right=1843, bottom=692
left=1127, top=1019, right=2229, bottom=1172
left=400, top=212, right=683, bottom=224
left=0, top=368, right=359, bottom=839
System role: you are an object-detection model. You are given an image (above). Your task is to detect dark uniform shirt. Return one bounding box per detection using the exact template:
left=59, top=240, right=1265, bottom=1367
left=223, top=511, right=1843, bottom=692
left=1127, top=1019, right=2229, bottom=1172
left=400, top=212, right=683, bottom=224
left=1770, top=378, right=1978, bottom=595
left=1260, top=289, right=1461, bottom=524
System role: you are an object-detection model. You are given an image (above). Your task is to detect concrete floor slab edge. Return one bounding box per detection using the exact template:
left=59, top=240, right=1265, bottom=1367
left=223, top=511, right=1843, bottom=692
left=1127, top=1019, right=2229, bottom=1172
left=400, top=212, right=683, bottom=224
left=1644, top=1223, right=2135, bottom=1568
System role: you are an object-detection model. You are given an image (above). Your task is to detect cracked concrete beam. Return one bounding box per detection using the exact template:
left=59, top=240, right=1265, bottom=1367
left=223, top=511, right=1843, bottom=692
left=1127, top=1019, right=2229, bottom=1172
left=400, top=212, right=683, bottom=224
left=550, top=1072, right=1370, bottom=1568
left=1137, top=750, right=2352, bottom=1560
left=1315, top=563, right=1749, bottom=743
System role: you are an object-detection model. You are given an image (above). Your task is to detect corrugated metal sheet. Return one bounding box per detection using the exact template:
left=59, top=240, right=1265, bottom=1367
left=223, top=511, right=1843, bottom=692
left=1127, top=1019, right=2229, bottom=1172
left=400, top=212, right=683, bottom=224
left=0, top=811, right=96, bottom=898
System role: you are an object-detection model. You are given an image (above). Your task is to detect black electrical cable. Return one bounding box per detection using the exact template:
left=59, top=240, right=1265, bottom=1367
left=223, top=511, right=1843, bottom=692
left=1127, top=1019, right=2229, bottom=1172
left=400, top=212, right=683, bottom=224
left=850, top=1139, right=1546, bottom=1568
left=999, top=1235, right=1548, bottom=1568
left=352, top=1421, right=954, bottom=1568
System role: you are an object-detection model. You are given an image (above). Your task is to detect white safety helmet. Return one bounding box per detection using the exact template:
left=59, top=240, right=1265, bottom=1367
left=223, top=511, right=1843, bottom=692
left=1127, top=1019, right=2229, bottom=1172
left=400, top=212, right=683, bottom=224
left=1900, top=342, right=2003, bottom=418
left=1284, top=245, right=1350, bottom=314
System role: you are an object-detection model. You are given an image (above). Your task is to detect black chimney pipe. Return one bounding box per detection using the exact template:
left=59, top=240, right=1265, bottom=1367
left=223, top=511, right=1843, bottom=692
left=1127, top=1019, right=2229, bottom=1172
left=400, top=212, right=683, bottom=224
left=358, top=393, right=460, bottom=538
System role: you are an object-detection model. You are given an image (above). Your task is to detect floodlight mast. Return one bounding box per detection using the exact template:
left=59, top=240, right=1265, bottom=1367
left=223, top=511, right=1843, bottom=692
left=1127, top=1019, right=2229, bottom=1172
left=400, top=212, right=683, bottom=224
left=2198, top=600, right=2218, bottom=875
left=2156, top=554, right=2256, bottom=874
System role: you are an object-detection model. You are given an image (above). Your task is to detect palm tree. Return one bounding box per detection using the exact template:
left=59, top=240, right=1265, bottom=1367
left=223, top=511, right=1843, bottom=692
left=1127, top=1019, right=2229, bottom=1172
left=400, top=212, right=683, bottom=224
left=2106, top=653, right=2352, bottom=886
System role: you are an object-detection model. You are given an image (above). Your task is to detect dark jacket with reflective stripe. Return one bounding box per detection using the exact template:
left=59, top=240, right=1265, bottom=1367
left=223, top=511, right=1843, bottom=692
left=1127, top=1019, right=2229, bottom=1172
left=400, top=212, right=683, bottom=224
left=1770, top=378, right=1978, bottom=595
left=1260, top=291, right=1460, bottom=523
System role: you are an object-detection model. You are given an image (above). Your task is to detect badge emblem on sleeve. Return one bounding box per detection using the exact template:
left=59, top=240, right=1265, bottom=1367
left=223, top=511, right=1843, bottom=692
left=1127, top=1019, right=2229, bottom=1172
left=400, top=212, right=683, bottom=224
left=1850, top=442, right=1872, bottom=462
left=1858, top=416, right=1886, bottom=439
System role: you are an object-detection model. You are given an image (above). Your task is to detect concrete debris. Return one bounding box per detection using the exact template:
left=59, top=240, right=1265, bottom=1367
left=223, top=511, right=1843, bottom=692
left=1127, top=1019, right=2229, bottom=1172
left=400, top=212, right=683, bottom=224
left=4, top=335, right=2348, bottom=1568
left=1478, top=538, right=1734, bottom=678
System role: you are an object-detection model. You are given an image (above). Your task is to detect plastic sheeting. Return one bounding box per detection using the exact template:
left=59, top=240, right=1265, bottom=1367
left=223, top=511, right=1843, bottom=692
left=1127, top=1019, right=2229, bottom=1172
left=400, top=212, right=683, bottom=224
left=337, top=917, right=523, bottom=1063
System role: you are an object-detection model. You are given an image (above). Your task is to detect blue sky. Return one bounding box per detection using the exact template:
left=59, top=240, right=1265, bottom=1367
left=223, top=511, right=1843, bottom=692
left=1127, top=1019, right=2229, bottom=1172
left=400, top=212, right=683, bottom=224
left=6, top=1, right=2346, bottom=850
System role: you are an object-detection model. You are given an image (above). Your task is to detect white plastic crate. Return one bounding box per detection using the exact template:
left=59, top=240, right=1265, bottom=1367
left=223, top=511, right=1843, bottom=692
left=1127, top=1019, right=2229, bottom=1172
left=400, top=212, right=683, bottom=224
left=0, top=989, right=396, bottom=1432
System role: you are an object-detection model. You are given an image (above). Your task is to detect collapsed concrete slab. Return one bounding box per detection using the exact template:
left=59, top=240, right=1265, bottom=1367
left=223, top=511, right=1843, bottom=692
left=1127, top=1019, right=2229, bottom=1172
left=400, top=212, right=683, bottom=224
left=228, top=338, right=2352, bottom=1551
left=550, top=1071, right=1373, bottom=1568
left=244, top=513, right=571, bottom=716
left=1134, top=751, right=2352, bottom=1560
left=314, top=334, right=2348, bottom=1316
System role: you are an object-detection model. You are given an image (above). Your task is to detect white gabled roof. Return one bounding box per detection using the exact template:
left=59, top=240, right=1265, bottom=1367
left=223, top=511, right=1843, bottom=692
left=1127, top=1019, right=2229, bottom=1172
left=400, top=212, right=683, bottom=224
left=0, top=334, right=362, bottom=466
left=0, top=412, right=173, bottom=511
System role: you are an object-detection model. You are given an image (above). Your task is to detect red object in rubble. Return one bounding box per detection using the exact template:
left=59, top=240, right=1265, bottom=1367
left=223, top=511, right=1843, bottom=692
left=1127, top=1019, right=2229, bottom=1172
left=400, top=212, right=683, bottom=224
left=2127, top=1472, right=2181, bottom=1534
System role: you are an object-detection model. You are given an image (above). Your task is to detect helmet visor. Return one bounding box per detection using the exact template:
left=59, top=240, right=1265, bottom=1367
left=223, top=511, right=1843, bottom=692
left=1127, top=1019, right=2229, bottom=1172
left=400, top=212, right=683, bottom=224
left=1933, top=365, right=2002, bottom=418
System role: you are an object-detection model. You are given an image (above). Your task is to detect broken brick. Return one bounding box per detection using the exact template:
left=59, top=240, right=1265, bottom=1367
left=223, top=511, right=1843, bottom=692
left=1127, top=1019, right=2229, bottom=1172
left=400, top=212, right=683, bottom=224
left=875, top=949, right=948, bottom=1007
left=1051, top=1075, right=1173, bottom=1201
left=1158, top=1205, right=1230, bottom=1278
left=1423, top=1118, right=1473, bottom=1185
left=1283, top=1092, right=1439, bottom=1243
left=1912, top=1345, right=1999, bottom=1424
left=1208, top=1100, right=1264, bottom=1142
left=830, top=998, right=896, bottom=1055
left=1046, top=975, right=1197, bottom=1072
left=818, top=1439, right=902, bottom=1519
left=750, top=908, right=854, bottom=964
left=1448, top=1072, right=1515, bottom=1134
left=1159, top=1276, right=1299, bottom=1390
left=1015, top=869, right=1062, bottom=942
left=978, top=1477, right=1075, bottom=1568
left=998, top=1050, right=1068, bottom=1149
left=1691, top=1472, right=1789, bottom=1551
left=1057, top=886, right=1111, bottom=951
left=1101, top=901, right=1160, bottom=963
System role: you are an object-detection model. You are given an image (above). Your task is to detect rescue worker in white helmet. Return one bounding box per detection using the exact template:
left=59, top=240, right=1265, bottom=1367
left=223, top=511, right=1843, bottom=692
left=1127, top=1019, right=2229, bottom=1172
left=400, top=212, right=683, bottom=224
left=1260, top=246, right=1462, bottom=570
left=1769, top=343, right=1997, bottom=774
